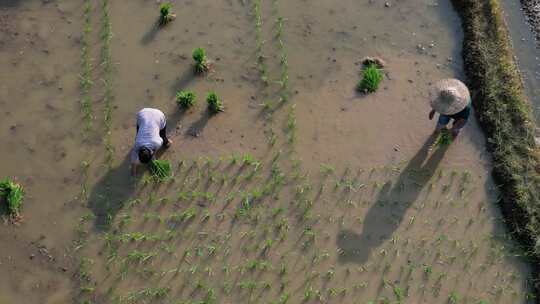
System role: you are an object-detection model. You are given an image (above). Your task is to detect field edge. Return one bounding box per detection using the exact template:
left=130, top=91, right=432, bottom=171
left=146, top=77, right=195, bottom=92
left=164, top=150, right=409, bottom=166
left=452, top=0, right=540, bottom=300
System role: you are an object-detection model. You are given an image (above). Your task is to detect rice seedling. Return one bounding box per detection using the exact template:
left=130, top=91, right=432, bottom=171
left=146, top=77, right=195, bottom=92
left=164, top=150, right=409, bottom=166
left=169, top=207, right=197, bottom=223
left=159, top=3, right=175, bottom=25
left=126, top=250, right=156, bottom=264
left=129, top=287, right=170, bottom=301
left=357, top=63, right=383, bottom=93
left=393, top=285, right=405, bottom=302
left=0, top=178, right=24, bottom=218
left=207, top=92, right=224, bottom=114
left=176, top=90, right=196, bottom=109
left=193, top=47, right=210, bottom=74
left=150, top=159, right=172, bottom=181
left=449, top=291, right=460, bottom=304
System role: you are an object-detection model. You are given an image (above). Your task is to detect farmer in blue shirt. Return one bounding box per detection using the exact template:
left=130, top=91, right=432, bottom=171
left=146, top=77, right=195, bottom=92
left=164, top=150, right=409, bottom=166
left=428, top=78, right=471, bottom=138
left=130, top=108, right=172, bottom=176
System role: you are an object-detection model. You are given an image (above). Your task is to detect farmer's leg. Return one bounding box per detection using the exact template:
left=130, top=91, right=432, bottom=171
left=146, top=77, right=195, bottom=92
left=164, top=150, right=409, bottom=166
left=450, top=118, right=467, bottom=138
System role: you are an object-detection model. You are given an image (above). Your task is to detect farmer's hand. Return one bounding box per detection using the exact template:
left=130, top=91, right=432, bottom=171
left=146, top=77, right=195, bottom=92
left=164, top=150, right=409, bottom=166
left=428, top=110, right=436, bottom=120
left=164, top=139, right=173, bottom=149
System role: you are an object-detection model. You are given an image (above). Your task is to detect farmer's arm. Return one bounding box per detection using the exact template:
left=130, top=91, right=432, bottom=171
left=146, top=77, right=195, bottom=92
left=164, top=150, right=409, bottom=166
left=130, top=147, right=139, bottom=176
left=429, top=109, right=436, bottom=120
left=159, top=127, right=172, bottom=148
left=131, top=163, right=138, bottom=176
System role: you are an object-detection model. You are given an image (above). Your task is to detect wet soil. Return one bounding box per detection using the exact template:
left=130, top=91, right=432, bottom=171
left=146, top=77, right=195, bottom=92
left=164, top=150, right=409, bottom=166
left=0, top=0, right=534, bottom=303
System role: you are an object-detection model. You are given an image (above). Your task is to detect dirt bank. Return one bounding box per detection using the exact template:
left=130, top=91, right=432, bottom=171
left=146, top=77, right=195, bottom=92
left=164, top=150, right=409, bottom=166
left=452, top=0, right=540, bottom=298
left=520, top=0, right=540, bottom=43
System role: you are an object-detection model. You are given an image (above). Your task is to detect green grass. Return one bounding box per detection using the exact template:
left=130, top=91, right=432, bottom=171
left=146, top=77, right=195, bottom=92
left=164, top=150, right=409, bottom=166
left=176, top=90, right=196, bottom=108
left=357, top=63, right=383, bottom=93
left=207, top=92, right=224, bottom=114
left=0, top=178, right=24, bottom=217
left=150, top=160, right=172, bottom=182
left=193, top=47, right=209, bottom=74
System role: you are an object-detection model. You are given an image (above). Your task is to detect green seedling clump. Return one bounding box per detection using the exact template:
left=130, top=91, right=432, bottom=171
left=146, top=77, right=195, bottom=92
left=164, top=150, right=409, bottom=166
left=192, top=47, right=209, bottom=74
left=159, top=3, right=175, bottom=25
left=0, top=178, right=24, bottom=217
left=357, top=63, right=383, bottom=93
left=150, top=160, right=172, bottom=182
left=207, top=92, right=224, bottom=114
left=435, top=129, right=453, bottom=147
left=176, top=90, right=196, bottom=109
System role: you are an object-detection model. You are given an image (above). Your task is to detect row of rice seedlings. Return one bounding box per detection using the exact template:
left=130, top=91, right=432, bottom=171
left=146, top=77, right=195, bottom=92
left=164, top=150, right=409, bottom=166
left=252, top=0, right=269, bottom=86
left=274, top=12, right=289, bottom=104
left=80, top=0, right=94, bottom=136
left=100, top=0, right=114, bottom=168
left=75, top=7, right=98, bottom=298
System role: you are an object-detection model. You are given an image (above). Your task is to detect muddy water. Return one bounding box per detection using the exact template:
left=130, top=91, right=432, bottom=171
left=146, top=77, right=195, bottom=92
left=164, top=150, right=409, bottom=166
left=0, top=1, right=88, bottom=303
left=0, top=0, right=533, bottom=303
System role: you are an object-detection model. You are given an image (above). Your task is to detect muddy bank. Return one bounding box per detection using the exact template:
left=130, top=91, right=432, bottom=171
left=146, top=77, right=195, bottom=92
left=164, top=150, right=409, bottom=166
left=452, top=0, right=540, bottom=298
left=520, top=0, right=540, bottom=43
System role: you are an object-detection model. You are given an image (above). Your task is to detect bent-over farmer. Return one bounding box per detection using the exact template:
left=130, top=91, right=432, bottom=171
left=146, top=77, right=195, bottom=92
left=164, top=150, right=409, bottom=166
left=131, top=108, right=172, bottom=175
left=428, top=78, right=471, bottom=138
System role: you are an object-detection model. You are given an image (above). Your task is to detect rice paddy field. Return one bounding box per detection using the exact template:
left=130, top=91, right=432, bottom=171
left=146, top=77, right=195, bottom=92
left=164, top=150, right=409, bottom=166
left=0, top=0, right=535, bottom=303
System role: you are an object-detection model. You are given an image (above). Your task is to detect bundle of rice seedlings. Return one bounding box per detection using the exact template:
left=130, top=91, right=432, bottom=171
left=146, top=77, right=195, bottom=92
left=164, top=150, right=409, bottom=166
left=357, top=63, right=383, bottom=93
left=0, top=178, right=24, bottom=217
left=435, top=129, right=453, bottom=147
left=207, top=92, right=224, bottom=114
left=176, top=90, right=196, bottom=109
left=150, top=160, right=172, bottom=182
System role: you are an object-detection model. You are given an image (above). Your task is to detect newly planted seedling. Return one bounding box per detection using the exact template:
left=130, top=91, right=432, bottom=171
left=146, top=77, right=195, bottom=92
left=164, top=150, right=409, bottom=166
left=193, top=47, right=210, bottom=74
left=159, top=3, right=175, bottom=25
left=0, top=178, right=24, bottom=219
left=176, top=90, right=196, bottom=108
left=207, top=92, right=224, bottom=114
left=357, top=63, right=383, bottom=93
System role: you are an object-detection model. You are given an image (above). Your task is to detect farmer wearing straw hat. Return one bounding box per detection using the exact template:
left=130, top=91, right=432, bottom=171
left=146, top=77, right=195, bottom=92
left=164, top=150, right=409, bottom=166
left=428, top=79, right=472, bottom=139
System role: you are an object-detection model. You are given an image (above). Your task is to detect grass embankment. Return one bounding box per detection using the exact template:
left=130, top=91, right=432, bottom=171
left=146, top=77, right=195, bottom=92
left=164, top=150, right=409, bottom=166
left=451, top=0, right=540, bottom=296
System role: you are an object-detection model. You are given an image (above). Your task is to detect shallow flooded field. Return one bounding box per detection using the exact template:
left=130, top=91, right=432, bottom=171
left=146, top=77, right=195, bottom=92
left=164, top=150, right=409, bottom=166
left=0, top=0, right=534, bottom=303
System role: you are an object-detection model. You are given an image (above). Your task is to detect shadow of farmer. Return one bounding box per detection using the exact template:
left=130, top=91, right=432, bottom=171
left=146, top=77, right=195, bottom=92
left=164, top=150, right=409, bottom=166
left=337, top=133, right=449, bottom=264
left=170, top=68, right=197, bottom=98
left=141, top=21, right=161, bottom=45
left=88, top=155, right=138, bottom=231
left=185, top=110, right=211, bottom=138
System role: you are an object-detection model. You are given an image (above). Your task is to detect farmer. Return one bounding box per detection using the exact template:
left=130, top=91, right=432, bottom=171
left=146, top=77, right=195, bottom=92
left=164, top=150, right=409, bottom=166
left=428, top=78, right=471, bottom=138
left=130, top=108, right=172, bottom=176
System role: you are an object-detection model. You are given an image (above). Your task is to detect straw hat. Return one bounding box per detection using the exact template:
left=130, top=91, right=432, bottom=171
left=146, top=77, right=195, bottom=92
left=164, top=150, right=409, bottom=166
left=429, top=79, right=470, bottom=115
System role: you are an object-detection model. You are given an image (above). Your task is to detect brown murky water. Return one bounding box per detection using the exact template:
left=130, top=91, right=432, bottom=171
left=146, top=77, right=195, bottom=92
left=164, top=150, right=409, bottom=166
left=0, top=0, right=533, bottom=303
